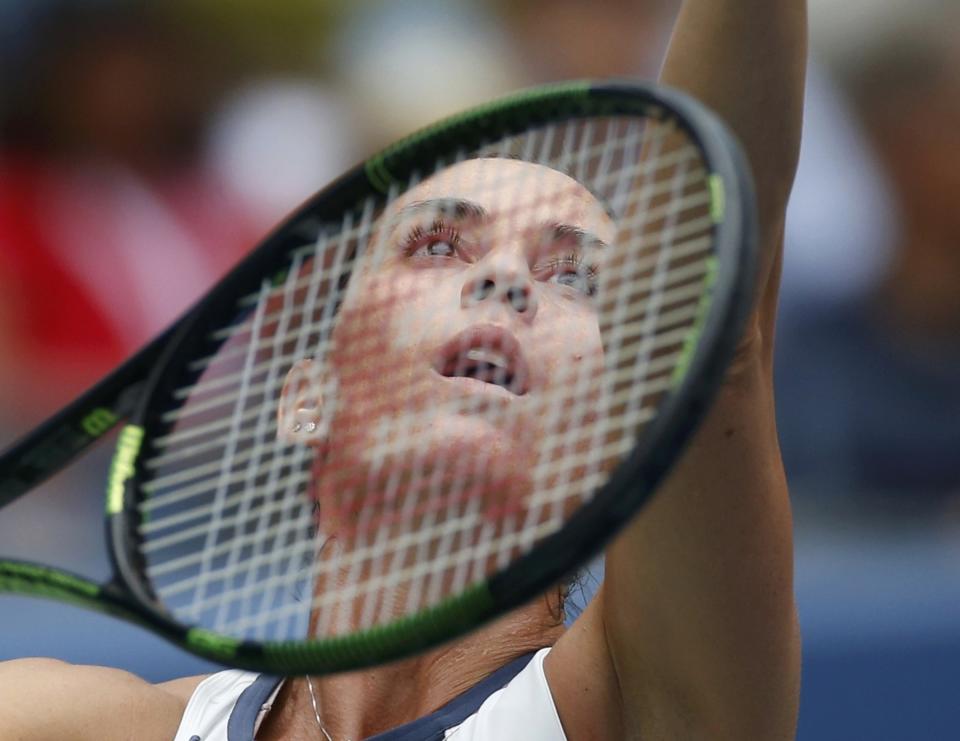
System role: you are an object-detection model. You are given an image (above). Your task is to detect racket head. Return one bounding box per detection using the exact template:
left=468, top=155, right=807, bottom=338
left=105, top=79, right=756, bottom=673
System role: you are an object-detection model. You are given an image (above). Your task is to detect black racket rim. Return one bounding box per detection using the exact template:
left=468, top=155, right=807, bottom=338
left=101, top=79, right=757, bottom=674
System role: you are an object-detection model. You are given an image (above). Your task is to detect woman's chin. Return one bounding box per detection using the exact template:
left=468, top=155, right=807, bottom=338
left=314, top=413, right=537, bottom=539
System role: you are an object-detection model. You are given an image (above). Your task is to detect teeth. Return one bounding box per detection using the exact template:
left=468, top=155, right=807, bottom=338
left=464, top=348, right=509, bottom=369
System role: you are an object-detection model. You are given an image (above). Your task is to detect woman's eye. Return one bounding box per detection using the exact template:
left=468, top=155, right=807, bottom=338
left=553, top=270, right=591, bottom=294
left=414, top=238, right=457, bottom=258
left=403, top=221, right=464, bottom=260
left=546, top=258, right=598, bottom=297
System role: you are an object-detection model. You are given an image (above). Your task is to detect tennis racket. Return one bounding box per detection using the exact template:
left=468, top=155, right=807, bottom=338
left=0, top=79, right=756, bottom=675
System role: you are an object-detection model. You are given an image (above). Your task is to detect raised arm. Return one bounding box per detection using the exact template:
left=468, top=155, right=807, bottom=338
left=547, top=2, right=807, bottom=739
left=661, top=0, right=807, bottom=350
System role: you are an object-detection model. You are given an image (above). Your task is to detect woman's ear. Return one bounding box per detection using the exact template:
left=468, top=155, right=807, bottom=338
left=278, top=359, right=334, bottom=445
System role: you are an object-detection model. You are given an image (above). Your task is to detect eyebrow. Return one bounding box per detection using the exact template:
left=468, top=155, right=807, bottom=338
left=394, top=198, right=610, bottom=252
left=549, top=223, right=610, bottom=253
left=395, top=198, right=489, bottom=222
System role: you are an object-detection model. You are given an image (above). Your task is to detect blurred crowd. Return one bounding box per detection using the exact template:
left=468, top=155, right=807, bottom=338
left=1, top=1, right=959, bottom=733
left=780, top=0, right=960, bottom=520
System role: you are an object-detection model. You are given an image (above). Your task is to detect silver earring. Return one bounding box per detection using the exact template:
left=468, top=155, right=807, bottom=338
left=292, top=421, right=303, bottom=433
left=305, top=421, right=318, bottom=434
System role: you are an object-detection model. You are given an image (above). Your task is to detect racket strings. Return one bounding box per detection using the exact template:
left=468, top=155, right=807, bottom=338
left=196, top=172, right=704, bottom=380
left=138, top=115, right=717, bottom=640
left=147, top=308, right=703, bottom=634
left=165, top=191, right=712, bottom=417
left=165, top=205, right=704, bottom=628
left=146, top=245, right=712, bottom=468
left=155, top=211, right=713, bottom=453
left=186, top=134, right=702, bottom=376
left=141, top=320, right=699, bottom=511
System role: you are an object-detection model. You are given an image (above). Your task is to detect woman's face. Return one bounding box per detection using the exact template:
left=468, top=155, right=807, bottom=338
left=311, top=158, right=615, bottom=525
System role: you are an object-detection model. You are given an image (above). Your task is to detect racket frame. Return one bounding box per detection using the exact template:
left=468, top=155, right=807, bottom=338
left=0, top=79, right=756, bottom=674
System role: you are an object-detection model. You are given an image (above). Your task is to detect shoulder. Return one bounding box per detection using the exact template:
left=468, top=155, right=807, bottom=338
left=0, top=658, right=206, bottom=741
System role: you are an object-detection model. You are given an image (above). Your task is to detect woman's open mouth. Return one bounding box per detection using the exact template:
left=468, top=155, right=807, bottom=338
left=433, top=325, right=530, bottom=396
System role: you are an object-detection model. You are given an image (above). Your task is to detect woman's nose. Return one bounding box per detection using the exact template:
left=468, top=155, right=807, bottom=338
left=460, top=256, right=538, bottom=318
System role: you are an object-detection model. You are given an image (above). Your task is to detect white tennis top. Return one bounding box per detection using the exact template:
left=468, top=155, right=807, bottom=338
left=173, top=647, right=567, bottom=740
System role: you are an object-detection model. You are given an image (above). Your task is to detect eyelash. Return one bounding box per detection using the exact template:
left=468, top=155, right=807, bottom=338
left=401, top=222, right=600, bottom=297
left=541, top=253, right=600, bottom=297
left=402, top=220, right=463, bottom=257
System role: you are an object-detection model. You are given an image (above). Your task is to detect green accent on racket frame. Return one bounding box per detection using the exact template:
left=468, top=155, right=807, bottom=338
left=671, top=256, right=720, bottom=387
left=256, top=582, right=496, bottom=675
left=0, top=561, right=100, bottom=603
left=106, top=425, right=145, bottom=515
left=708, top=173, right=726, bottom=223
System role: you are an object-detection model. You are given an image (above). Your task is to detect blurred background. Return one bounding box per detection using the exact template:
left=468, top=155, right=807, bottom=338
left=1, top=0, right=958, bottom=738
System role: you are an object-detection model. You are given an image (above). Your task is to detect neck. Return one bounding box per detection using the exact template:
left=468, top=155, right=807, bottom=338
left=304, top=451, right=543, bottom=640
left=258, top=599, right=564, bottom=740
